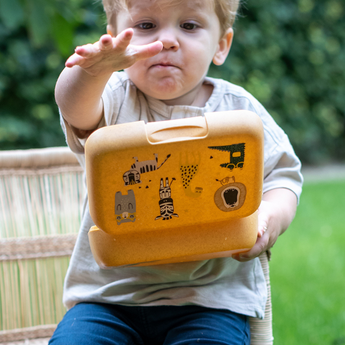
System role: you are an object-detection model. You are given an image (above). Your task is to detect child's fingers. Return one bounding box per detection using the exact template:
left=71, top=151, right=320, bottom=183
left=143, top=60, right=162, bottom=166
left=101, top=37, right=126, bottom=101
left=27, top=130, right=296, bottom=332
left=133, top=41, right=163, bottom=60
left=98, top=34, right=115, bottom=51
left=65, top=53, right=84, bottom=68
left=65, top=30, right=162, bottom=72
left=258, top=223, right=268, bottom=238
left=232, top=233, right=268, bottom=262
left=75, top=36, right=113, bottom=56
left=257, top=201, right=269, bottom=237
left=72, top=44, right=98, bottom=58
left=115, top=29, right=134, bottom=50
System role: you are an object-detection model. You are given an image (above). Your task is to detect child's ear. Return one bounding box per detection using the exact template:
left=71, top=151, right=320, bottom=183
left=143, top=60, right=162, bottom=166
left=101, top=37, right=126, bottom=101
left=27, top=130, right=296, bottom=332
left=213, top=28, right=234, bottom=66
left=107, top=25, right=116, bottom=37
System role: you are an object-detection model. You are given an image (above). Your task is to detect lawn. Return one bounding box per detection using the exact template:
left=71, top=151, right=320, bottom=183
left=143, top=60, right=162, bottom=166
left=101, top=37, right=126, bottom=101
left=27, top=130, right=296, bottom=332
left=270, top=178, right=345, bottom=344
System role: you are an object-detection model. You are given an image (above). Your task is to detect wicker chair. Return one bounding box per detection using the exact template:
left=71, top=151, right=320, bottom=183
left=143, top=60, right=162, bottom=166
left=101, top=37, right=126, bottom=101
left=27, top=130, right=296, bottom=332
left=0, top=147, right=273, bottom=345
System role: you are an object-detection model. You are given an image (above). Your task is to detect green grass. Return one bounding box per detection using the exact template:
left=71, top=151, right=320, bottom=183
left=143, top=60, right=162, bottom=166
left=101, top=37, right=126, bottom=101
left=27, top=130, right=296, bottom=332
left=270, top=179, right=345, bottom=344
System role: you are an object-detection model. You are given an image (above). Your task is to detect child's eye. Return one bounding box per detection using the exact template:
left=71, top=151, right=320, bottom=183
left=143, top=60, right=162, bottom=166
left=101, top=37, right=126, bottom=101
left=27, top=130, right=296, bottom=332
left=137, top=22, right=156, bottom=30
left=180, top=23, right=198, bottom=30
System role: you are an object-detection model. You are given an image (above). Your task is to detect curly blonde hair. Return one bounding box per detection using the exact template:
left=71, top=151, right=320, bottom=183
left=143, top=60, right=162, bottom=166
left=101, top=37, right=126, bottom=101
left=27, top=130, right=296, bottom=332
left=102, top=0, right=240, bottom=34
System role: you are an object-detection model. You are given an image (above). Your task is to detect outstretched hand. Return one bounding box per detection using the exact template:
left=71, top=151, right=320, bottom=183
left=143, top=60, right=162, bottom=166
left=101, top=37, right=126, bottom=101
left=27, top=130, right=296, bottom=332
left=65, top=29, right=163, bottom=77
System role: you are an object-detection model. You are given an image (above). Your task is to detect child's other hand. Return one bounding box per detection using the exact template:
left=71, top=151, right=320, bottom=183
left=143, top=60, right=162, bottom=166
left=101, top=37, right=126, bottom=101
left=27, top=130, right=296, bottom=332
left=232, top=188, right=297, bottom=262
left=232, top=200, right=279, bottom=262
left=65, top=29, right=163, bottom=77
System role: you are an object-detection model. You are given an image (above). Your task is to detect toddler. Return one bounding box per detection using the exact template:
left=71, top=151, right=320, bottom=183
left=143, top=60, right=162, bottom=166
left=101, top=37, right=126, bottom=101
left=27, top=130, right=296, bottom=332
left=50, top=0, right=303, bottom=344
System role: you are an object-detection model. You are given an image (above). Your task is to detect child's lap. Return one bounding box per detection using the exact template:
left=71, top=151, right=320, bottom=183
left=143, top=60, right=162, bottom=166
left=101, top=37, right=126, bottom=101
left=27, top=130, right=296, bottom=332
left=49, top=302, right=250, bottom=345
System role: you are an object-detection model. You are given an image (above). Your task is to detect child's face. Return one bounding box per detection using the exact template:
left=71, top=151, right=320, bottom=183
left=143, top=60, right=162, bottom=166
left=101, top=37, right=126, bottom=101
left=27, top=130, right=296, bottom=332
left=114, top=0, right=232, bottom=105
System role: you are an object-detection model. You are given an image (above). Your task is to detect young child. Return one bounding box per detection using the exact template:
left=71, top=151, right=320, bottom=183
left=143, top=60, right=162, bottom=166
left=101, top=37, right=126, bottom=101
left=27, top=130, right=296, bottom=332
left=50, top=0, right=303, bottom=344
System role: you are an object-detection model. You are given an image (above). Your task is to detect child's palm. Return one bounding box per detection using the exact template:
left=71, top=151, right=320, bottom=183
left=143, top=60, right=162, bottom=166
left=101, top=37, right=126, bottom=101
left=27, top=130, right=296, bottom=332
left=65, top=29, right=163, bottom=76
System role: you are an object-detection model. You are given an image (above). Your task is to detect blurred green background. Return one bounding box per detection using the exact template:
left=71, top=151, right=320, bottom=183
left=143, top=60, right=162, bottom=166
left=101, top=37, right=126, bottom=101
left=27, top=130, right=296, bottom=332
left=0, top=0, right=344, bottom=165
left=270, top=175, right=345, bottom=344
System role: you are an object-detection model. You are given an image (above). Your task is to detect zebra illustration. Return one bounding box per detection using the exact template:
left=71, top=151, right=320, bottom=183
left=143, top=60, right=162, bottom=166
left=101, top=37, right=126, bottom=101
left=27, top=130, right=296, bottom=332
left=155, top=177, right=179, bottom=221
left=123, top=153, right=171, bottom=186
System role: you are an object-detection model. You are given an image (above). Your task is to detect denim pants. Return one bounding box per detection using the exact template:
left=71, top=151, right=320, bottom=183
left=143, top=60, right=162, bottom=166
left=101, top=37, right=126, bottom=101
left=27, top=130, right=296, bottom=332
left=49, top=302, right=250, bottom=345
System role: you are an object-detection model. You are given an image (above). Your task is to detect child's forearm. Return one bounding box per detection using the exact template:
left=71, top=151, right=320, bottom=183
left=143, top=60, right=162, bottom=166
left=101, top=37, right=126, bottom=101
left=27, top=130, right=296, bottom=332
left=261, top=188, right=297, bottom=237
left=55, top=66, right=111, bottom=131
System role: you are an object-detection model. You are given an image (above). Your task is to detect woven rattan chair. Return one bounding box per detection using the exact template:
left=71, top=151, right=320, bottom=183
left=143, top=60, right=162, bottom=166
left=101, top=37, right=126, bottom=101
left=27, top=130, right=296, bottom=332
left=0, top=147, right=273, bottom=345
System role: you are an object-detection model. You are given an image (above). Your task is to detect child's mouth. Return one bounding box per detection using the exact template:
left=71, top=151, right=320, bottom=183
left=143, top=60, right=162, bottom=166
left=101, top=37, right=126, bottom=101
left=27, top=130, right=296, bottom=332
left=151, top=62, right=179, bottom=69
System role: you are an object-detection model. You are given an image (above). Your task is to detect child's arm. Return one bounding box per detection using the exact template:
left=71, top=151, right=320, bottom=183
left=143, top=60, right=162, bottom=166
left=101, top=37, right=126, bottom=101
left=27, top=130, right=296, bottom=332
left=232, top=188, right=298, bottom=262
left=55, top=29, right=163, bottom=135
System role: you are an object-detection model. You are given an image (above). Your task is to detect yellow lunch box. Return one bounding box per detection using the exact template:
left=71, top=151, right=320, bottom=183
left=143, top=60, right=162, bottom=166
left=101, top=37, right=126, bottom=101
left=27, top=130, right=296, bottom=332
left=85, top=110, right=264, bottom=268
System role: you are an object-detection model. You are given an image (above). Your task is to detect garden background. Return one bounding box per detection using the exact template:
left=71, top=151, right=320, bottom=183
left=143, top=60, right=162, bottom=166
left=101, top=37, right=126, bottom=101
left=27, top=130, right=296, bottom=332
left=0, top=0, right=344, bottom=343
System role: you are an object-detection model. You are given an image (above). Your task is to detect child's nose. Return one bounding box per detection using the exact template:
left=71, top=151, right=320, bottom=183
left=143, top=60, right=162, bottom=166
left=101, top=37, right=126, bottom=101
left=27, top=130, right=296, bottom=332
left=158, top=29, right=179, bottom=51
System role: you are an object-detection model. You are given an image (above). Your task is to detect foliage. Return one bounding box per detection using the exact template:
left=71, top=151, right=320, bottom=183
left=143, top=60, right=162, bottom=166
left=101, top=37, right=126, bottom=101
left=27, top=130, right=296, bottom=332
left=270, top=178, right=345, bottom=343
left=211, top=0, right=345, bottom=164
left=0, top=0, right=345, bottom=164
left=0, top=0, right=104, bottom=149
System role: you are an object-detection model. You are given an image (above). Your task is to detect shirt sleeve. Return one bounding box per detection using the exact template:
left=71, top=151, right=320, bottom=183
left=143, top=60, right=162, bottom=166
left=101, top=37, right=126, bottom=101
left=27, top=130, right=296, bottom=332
left=263, top=131, right=303, bottom=202
left=259, top=105, right=303, bottom=202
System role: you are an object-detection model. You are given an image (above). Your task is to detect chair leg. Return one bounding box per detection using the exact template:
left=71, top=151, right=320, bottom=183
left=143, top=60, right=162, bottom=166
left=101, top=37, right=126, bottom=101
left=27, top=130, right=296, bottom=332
left=248, top=251, right=274, bottom=344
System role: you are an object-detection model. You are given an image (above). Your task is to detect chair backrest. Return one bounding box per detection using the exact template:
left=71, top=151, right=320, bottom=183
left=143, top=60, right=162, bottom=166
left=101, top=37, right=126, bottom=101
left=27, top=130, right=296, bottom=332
left=0, top=147, right=84, bottom=343
left=0, top=147, right=273, bottom=344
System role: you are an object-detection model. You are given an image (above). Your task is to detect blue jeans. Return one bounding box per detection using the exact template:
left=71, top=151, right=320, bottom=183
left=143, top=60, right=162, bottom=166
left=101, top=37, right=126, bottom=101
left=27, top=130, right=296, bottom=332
left=49, top=302, right=250, bottom=345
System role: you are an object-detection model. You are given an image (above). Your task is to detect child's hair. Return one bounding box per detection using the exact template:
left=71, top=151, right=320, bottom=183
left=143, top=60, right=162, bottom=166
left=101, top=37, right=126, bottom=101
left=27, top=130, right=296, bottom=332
left=102, top=0, right=240, bottom=34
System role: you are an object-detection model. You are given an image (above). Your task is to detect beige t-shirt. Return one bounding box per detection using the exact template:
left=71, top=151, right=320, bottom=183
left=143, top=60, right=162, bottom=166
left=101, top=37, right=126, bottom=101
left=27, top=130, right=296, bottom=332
left=60, top=72, right=303, bottom=318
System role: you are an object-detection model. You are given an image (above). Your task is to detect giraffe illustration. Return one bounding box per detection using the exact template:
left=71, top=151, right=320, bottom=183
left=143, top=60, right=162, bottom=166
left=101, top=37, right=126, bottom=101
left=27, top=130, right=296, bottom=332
left=179, top=152, right=203, bottom=198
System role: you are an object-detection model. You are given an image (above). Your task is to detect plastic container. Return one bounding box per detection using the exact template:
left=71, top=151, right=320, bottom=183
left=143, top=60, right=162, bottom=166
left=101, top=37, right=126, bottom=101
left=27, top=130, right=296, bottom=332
left=85, top=110, right=264, bottom=267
